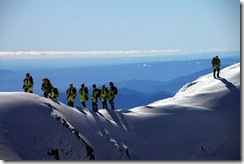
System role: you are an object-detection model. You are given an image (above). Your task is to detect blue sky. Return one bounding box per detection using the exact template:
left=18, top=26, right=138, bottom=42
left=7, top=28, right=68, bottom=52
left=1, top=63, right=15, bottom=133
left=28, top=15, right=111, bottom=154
left=0, top=0, right=240, bottom=56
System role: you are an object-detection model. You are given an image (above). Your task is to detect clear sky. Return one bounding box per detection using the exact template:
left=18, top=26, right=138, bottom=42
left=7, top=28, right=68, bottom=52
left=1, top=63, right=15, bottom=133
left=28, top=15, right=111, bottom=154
left=0, top=0, right=240, bottom=56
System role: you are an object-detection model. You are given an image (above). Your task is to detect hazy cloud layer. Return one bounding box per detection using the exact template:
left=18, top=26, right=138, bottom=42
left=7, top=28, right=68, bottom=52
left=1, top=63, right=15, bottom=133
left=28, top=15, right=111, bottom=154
left=0, top=49, right=233, bottom=59
left=0, top=50, right=181, bottom=58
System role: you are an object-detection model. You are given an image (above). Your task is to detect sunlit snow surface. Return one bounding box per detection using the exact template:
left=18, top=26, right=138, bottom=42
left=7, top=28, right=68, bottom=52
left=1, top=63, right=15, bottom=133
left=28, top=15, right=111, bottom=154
left=0, top=63, right=240, bottom=160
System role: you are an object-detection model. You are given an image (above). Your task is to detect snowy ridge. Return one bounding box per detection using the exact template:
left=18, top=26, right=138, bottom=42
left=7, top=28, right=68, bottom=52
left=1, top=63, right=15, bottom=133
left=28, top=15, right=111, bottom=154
left=149, top=63, right=240, bottom=109
left=0, top=63, right=240, bottom=160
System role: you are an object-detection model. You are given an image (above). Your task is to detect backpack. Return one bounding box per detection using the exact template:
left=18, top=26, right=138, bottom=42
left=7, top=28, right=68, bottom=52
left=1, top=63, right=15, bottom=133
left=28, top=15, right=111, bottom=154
left=105, top=87, right=109, bottom=93
left=114, top=86, right=118, bottom=95
left=84, top=87, right=88, bottom=94
left=72, top=87, right=77, bottom=95
left=29, top=76, right=34, bottom=84
left=96, top=88, right=101, bottom=97
left=53, top=87, right=59, bottom=95
left=45, top=78, right=50, bottom=83
left=46, top=78, right=53, bottom=88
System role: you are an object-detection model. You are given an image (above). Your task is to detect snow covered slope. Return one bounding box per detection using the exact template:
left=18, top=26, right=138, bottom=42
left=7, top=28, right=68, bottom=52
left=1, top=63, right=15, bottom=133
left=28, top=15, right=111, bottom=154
left=0, top=63, right=240, bottom=160
left=0, top=93, right=94, bottom=160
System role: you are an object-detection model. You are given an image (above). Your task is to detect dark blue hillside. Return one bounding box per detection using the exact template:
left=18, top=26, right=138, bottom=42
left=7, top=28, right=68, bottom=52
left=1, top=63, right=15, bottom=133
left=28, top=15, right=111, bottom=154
left=115, top=63, right=238, bottom=95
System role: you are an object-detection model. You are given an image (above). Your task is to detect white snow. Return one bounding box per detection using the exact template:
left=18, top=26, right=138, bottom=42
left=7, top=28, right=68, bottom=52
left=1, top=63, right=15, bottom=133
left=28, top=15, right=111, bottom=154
left=0, top=63, right=240, bottom=160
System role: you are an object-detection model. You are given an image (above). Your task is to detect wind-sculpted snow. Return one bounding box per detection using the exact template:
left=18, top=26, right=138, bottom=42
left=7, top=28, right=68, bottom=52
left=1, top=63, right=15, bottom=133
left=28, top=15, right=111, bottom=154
left=0, top=63, right=240, bottom=160
left=0, top=93, right=92, bottom=160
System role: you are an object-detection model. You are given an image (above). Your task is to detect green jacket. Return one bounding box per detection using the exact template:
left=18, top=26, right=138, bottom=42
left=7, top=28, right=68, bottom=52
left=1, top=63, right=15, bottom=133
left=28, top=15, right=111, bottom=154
left=108, top=86, right=116, bottom=100
left=79, top=87, right=89, bottom=102
left=50, top=88, right=59, bottom=100
left=23, top=76, right=34, bottom=91
left=100, top=88, right=109, bottom=102
left=212, top=58, right=220, bottom=69
left=92, top=88, right=100, bottom=103
left=41, top=79, right=53, bottom=93
left=66, top=87, right=77, bottom=102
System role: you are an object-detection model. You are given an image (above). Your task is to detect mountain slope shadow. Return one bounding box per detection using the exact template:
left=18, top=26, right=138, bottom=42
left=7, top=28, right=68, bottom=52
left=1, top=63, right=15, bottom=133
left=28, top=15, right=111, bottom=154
left=89, top=111, right=130, bottom=159
left=217, top=78, right=239, bottom=92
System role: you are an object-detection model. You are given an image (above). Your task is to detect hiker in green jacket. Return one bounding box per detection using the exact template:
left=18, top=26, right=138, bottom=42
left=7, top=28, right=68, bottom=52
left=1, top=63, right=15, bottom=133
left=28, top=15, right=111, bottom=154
left=50, top=87, right=59, bottom=101
left=212, top=56, right=221, bottom=78
left=66, top=83, right=77, bottom=107
left=23, top=72, right=34, bottom=93
left=91, top=84, right=100, bottom=112
left=108, top=81, right=118, bottom=110
left=41, top=78, right=53, bottom=98
left=100, top=84, right=109, bottom=109
left=79, top=83, right=89, bottom=108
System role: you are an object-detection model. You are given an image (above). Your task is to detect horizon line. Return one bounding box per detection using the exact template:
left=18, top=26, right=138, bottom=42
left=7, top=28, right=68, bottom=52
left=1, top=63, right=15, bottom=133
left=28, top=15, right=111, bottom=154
left=0, top=49, right=239, bottom=59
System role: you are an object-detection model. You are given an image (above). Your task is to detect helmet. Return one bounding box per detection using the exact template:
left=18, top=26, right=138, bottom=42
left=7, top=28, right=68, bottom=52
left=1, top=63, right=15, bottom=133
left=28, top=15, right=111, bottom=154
left=26, top=72, right=30, bottom=76
left=69, top=83, right=73, bottom=87
left=42, top=78, right=46, bottom=82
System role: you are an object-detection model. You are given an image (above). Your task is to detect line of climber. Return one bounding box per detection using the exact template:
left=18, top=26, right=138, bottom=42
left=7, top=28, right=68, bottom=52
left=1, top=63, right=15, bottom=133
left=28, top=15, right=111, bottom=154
left=23, top=73, right=118, bottom=111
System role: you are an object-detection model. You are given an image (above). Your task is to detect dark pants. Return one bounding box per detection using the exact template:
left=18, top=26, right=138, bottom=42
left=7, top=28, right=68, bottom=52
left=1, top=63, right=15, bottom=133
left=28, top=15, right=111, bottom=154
left=109, top=100, right=115, bottom=110
left=24, top=88, right=33, bottom=93
left=68, top=102, right=74, bottom=107
left=81, top=102, right=86, bottom=108
left=44, top=92, right=50, bottom=98
left=213, top=68, right=220, bottom=78
left=102, top=100, right=108, bottom=109
left=92, top=102, right=98, bottom=112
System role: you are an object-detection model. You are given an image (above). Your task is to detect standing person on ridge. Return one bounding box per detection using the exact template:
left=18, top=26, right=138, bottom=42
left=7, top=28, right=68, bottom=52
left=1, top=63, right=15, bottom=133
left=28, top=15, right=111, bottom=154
left=41, top=78, right=53, bottom=98
left=79, top=83, right=89, bottom=108
left=100, top=84, right=109, bottom=109
left=23, top=72, right=34, bottom=93
left=211, top=55, right=221, bottom=78
left=66, top=83, right=77, bottom=107
left=91, top=84, right=100, bottom=112
left=108, top=81, right=118, bottom=110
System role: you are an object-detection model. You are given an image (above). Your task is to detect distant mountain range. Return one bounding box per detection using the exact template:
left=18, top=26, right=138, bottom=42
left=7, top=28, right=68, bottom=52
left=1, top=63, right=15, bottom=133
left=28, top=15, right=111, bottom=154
left=0, top=56, right=240, bottom=109
left=116, top=67, right=213, bottom=94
